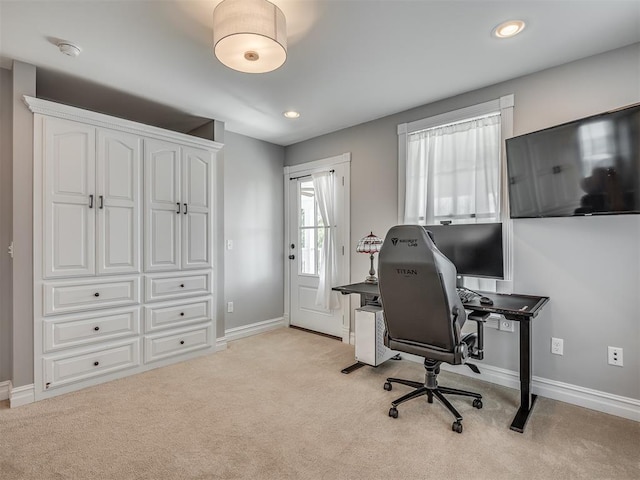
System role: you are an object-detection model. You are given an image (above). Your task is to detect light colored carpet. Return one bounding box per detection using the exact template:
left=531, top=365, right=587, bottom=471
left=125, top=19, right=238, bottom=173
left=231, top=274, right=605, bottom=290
left=0, top=327, right=638, bottom=480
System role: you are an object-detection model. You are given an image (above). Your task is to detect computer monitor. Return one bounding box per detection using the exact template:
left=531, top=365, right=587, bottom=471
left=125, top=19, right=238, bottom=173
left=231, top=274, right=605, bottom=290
left=425, top=222, right=504, bottom=280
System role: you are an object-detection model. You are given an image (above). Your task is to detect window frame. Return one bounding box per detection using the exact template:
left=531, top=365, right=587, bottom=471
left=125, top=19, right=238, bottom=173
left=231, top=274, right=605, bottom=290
left=397, top=95, right=515, bottom=284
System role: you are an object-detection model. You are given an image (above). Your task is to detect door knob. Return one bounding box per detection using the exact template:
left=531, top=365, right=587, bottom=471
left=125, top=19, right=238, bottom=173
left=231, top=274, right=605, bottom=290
left=288, top=255, right=295, bottom=260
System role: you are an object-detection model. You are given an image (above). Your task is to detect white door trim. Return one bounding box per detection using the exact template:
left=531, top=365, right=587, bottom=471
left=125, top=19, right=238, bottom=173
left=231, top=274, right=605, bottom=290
left=284, top=153, right=351, bottom=342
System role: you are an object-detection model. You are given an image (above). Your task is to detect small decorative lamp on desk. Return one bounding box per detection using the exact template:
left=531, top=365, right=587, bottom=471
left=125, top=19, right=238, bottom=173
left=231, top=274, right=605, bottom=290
left=356, top=232, right=384, bottom=284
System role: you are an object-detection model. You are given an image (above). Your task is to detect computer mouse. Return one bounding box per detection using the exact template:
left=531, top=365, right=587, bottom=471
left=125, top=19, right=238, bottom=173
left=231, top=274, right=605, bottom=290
left=479, top=296, right=494, bottom=306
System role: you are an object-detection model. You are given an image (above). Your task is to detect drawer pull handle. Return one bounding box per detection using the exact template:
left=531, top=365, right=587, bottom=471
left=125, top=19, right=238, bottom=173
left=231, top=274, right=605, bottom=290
left=180, top=284, right=185, bottom=288
left=93, top=361, right=100, bottom=366
left=94, top=292, right=100, bottom=297
left=176, top=202, right=181, bottom=214
left=180, top=340, right=185, bottom=345
left=180, top=312, right=185, bottom=316
left=94, top=326, right=100, bottom=331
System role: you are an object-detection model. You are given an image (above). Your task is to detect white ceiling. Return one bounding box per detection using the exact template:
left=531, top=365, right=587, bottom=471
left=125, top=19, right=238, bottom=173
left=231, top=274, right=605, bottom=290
left=1, top=0, right=639, bottom=146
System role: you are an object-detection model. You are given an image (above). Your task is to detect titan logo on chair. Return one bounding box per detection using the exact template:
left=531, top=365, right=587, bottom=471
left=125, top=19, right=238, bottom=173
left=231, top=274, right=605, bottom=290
left=395, top=268, right=418, bottom=276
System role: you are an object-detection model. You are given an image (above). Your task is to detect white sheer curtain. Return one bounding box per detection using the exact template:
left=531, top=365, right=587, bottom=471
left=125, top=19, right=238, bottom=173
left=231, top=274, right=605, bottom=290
left=404, top=114, right=501, bottom=225
left=404, top=114, right=504, bottom=291
left=312, top=172, right=340, bottom=310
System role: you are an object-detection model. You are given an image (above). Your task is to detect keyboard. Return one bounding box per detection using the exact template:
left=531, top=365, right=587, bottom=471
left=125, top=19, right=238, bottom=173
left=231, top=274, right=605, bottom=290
left=457, top=288, right=477, bottom=303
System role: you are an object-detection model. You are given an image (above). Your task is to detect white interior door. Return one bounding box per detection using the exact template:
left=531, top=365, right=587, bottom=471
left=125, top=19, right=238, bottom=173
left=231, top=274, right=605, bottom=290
left=287, top=160, right=349, bottom=338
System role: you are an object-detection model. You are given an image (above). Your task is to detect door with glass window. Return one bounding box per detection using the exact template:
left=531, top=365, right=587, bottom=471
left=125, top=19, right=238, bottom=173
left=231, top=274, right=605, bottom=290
left=288, top=174, right=345, bottom=337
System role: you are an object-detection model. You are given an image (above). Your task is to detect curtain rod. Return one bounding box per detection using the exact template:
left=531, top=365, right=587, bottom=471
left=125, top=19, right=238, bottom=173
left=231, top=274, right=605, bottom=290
left=289, top=169, right=334, bottom=181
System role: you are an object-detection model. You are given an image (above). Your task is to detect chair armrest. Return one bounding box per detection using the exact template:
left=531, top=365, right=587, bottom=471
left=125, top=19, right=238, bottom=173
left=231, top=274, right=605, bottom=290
left=467, top=311, right=490, bottom=360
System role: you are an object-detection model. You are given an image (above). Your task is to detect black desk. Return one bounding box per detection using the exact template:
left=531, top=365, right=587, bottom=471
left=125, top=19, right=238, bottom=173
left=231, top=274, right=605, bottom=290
left=333, top=282, right=549, bottom=433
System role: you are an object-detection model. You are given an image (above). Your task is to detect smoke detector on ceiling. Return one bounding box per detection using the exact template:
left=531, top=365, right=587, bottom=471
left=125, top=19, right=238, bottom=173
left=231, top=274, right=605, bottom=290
left=57, top=42, right=82, bottom=57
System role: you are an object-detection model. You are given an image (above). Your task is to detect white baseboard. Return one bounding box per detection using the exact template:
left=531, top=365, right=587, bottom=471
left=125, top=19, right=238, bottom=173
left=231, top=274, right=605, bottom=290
left=0, top=380, right=10, bottom=401
left=401, top=354, right=640, bottom=422
left=530, top=374, right=640, bottom=422
left=225, top=317, right=285, bottom=342
left=215, top=336, right=228, bottom=351
left=10, top=384, right=35, bottom=408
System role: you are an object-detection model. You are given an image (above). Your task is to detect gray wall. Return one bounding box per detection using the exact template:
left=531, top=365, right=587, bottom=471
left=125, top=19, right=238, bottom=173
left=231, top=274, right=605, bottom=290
left=0, top=67, right=13, bottom=382
left=224, top=131, right=285, bottom=331
left=214, top=121, right=226, bottom=340
left=285, top=43, right=640, bottom=400
left=12, top=62, right=36, bottom=387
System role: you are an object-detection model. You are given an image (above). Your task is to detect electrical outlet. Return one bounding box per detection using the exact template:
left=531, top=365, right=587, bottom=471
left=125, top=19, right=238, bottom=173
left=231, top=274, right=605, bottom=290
left=499, top=319, right=514, bottom=332
left=226, top=239, right=233, bottom=250
left=608, top=346, right=623, bottom=367
left=551, top=337, right=564, bottom=355
left=227, top=301, right=234, bottom=313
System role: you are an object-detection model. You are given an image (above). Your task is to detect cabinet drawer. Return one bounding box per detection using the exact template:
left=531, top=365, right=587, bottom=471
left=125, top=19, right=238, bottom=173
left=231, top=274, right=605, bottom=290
left=144, top=271, right=211, bottom=302
left=144, top=297, right=212, bottom=333
left=44, top=277, right=140, bottom=316
left=144, top=325, right=212, bottom=363
left=43, top=307, right=140, bottom=353
left=43, top=338, right=140, bottom=391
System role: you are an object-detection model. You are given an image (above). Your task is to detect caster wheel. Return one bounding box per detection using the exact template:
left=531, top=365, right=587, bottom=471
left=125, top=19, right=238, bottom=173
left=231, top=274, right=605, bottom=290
left=383, top=382, right=392, bottom=391
left=389, top=407, right=399, bottom=419
left=473, top=398, right=483, bottom=409
left=452, top=421, right=463, bottom=433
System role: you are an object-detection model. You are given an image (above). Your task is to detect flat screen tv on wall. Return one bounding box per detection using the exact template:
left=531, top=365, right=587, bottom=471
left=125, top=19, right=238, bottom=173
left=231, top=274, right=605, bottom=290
left=505, top=104, right=640, bottom=219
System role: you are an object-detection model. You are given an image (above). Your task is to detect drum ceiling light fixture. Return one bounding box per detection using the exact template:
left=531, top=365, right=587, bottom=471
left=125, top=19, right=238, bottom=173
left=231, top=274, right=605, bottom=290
left=213, top=0, right=287, bottom=74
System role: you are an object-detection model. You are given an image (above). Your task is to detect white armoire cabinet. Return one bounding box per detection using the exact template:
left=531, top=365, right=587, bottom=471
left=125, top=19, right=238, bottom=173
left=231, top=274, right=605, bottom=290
left=26, top=97, right=222, bottom=401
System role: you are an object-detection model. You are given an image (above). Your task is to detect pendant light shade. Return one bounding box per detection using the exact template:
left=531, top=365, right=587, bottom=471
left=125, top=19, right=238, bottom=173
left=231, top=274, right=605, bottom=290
left=213, top=0, right=287, bottom=74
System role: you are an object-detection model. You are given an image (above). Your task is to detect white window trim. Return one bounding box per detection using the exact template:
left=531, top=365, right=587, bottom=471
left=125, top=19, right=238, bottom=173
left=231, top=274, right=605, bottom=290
left=397, top=94, right=514, bottom=223
left=397, top=95, right=515, bottom=287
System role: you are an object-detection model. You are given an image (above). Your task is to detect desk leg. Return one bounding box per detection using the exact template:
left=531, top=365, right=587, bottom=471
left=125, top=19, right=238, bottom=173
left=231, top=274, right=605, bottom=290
left=341, top=362, right=366, bottom=374
left=510, top=317, right=537, bottom=433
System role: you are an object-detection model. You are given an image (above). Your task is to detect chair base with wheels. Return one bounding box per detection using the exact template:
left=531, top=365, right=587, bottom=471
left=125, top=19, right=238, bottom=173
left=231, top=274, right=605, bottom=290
left=384, top=358, right=483, bottom=433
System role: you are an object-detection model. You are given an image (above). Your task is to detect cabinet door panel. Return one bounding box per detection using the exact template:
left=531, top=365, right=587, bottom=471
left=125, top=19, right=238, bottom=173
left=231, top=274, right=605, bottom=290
left=185, top=212, right=209, bottom=267
left=44, top=118, right=96, bottom=278
left=181, top=146, right=212, bottom=270
left=96, top=129, right=141, bottom=275
left=150, top=210, right=180, bottom=269
left=145, top=139, right=181, bottom=272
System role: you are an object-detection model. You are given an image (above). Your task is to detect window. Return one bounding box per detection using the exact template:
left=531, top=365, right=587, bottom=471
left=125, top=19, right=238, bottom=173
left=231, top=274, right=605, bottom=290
left=406, top=113, right=501, bottom=225
left=397, top=95, right=515, bottom=286
left=298, top=180, right=326, bottom=276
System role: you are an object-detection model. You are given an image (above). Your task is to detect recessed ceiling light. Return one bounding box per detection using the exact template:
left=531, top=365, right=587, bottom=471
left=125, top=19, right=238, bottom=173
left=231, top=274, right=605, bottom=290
left=57, top=41, right=82, bottom=57
left=283, top=111, right=300, bottom=119
left=493, top=20, right=526, bottom=39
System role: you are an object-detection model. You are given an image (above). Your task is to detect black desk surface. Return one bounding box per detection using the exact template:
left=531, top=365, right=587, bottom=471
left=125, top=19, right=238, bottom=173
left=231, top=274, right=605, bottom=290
left=333, top=282, right=549, bottom=319
left=333, top=282, right=381, bottom=297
